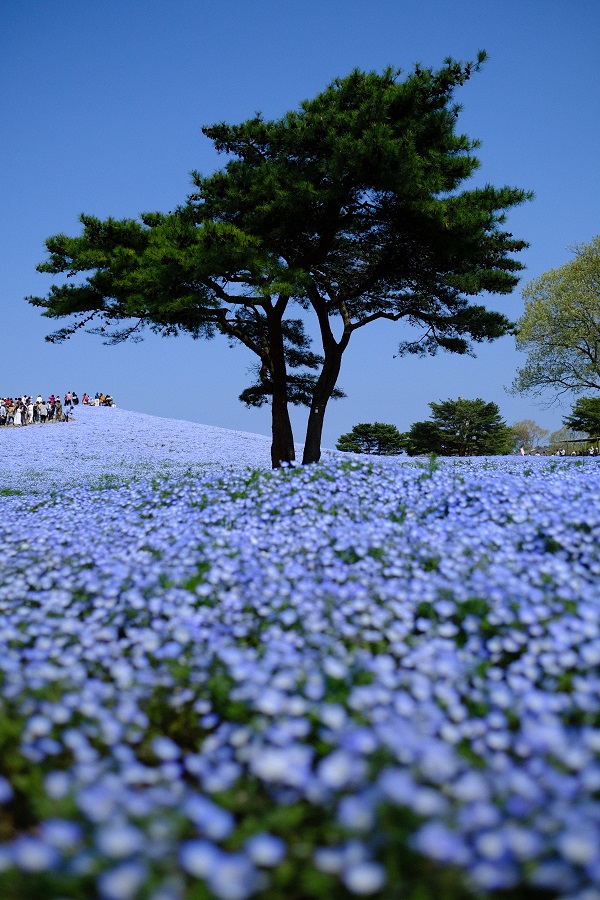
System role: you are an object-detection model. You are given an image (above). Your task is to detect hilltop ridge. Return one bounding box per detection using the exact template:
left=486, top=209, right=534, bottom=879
left=0, top=404, right=311, bottom=487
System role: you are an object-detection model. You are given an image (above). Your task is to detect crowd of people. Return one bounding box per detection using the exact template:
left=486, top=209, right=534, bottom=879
left=0, top=392, right=114, bottom=427
left=520, top=445, right=600, bottom=457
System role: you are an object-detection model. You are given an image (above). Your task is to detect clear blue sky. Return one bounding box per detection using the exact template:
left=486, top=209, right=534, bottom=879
left=2, top=0, right=598, bottom=446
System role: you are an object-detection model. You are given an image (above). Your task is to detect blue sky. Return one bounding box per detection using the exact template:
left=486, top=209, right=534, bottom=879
left=2, top=0, right=598, bottom=446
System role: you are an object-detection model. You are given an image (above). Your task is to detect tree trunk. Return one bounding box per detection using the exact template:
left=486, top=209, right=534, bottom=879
left=302, top=349, right=342, bottom=465
left=267, top=311, right=296, bottom=469
left=270, top=389, right=295, bottom=468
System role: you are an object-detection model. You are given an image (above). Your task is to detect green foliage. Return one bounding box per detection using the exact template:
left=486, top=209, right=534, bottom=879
left=404, top=397, right=513, bottom=456
left=511, top=235, right=600, bottom=398
left=427, top=451, right=441, bottom=475
left=28, top=56, right=531, bottom=465
left=336, top=422, right=405, bottom=455
left=90, top=473, right=124, bottom=491
left=405, top=420, right=444, bottom=456
left=563, top=396, right=600, bottom=437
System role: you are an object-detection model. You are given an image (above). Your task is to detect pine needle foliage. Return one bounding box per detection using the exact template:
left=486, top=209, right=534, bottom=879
left=28, top=53, right=531, bottom=467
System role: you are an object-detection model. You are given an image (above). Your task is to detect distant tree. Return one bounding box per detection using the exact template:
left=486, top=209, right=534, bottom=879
left=28, top=55, right=531, bottom=468
left=509, top=418, right=549, bottom=452
left=403, top=420, right=444, bottom=456
left=547, top=425, right=586, bottom=454
left=563, top=397, right=600, bottom=437
left=404, top=397, right=513, bottom=456
left=511, top=237, right=600, bottom=400
left=336, top=422, right=405, bottom=455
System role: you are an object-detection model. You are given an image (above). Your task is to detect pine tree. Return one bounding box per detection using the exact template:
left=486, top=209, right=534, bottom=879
left=404, top=398, right=513, bottom=456
left=336, top=422, right=405, bottom=455
left=29, top=55, right=531, bottom=467
left=563, top=397, right=600, bottom=437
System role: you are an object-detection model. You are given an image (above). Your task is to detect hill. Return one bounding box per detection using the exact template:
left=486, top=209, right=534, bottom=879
left=0, top=405, right=309, bottom=488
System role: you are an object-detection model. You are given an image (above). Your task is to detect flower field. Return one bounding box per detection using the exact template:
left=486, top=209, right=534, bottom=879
left=1, top=408, right=600, bottom=899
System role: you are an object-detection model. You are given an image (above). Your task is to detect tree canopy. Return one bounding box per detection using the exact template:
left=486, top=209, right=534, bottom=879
left=509, top=418, right=549, bottom=452
left=336, top=422, right=404, bottom=455
left=28, top=54, right=531, bottom=467
left=403, top=397, right=513, bottom=456
left=547, top=425, right=586, bottom=454
left=563, top=397, right=600, bottom=437
left=511, top=236, right=600, bottom=401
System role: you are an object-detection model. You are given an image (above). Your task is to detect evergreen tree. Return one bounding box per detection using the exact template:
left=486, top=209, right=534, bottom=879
left=336, top=422, right=404, bottom=455
left=28, top=55, right=531, bottom=467
left=404, top=397, right=513, bottom=456
left=563, top=397, right=600, bottom=437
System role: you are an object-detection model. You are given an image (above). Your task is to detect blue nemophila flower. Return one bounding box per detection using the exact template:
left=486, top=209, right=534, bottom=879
left=151, top=736, right=182, bottom=761
left=39, top=819, right=82, bottom=850
left=413, top=821, right=472, bottom=866
left=245, top=833, right=286, bottom=867
left=558, top=829, right=600, bottom=866
left=97, top=860, right=148, bottom=900
left=43, top=770, right=72, bottom=799
left=96, top=822, right=145, bottom=859
left=317, top=748, right=365, bottom=790
left=0, top=776, right=13, bottom=803
left=206, top=853, right=260, bottom=900
left=3, top=411, right=600, bottom=896
left=10, top=837, right=59, bottom=873
left=179, top=839, right=220, bottom=878
left=183, top=795, right=235, bottom=840
left=337, top=794, right=375, bottom=831
left=342, top=860, right=387, bottom=895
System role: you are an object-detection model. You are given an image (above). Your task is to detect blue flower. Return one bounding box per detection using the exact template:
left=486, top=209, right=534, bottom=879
left=97, top=860, right=148, bottom=899
left=245, top=833, right=286, bottom=867
left=11, top=837, right=59, bottom=872
left=342, top=861, right=386, bottom=895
